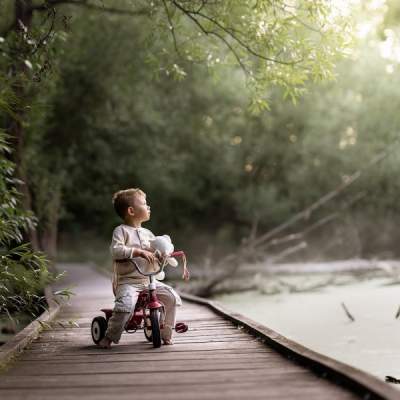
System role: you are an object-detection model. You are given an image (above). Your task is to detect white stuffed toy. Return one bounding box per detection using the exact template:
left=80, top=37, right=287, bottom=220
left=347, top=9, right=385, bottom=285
left=149, top=235, right=178, bottom=280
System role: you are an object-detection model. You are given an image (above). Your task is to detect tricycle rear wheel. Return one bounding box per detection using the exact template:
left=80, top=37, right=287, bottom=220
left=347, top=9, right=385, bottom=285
left=91, top=316, right=107, bottom=344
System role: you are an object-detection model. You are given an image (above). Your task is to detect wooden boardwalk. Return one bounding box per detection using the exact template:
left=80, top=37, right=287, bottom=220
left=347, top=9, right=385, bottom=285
left=0, top=264, right=394, bottom=399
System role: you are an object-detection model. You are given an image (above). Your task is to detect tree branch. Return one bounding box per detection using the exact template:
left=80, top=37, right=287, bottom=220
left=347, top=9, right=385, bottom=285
left=195, top=10, right=303, bottom=65
left=170, top=0, right=303, bottom=66
left=251, top=141, right=399, bottom=249
left=31, top=8, right=57, bottom=56
left=1, top=0, right=151, bottom=38
left=170, top=0, right=250, bottom=74
left=259, top=191, right=367, bottom=254
left=267, top=241, right=307, bottom=264
left=30, top=0, right=151, bottom=16
left=162, top=0, right=181, bottom=57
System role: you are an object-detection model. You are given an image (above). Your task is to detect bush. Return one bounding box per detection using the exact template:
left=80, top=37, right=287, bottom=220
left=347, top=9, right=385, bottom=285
left=0, top=131, right=56, bottom=319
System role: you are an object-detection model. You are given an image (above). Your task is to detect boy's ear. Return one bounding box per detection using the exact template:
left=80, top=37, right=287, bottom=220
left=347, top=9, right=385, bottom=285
left=127, top=206, right=135, bottom=216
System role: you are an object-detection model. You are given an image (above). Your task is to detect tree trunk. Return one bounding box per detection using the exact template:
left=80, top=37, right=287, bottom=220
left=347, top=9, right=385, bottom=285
left=40, top=186, right=62, bottom=265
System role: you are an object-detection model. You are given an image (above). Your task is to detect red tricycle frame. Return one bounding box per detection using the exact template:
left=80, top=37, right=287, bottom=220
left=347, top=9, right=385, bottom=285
left=91, top=251, right=188, bottom=348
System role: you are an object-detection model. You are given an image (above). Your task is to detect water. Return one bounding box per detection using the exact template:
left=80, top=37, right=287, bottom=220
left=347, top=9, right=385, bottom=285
left=216, top=275, right=400, bottom=382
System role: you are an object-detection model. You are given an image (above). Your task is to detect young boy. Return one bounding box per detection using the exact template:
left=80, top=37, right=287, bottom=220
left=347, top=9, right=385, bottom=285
left=98, top=188, right=188, bottom=348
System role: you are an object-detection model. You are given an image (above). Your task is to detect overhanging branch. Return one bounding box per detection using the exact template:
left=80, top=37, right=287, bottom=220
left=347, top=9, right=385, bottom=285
left=1, top=0, right=151, bottom=38
left=170, top=0, right=250, bottom=74
left=170, top=0, right=303, bottom=66
left=162, top=0, right=181, bottom=57
left=30, top=0, right=151, bottom=16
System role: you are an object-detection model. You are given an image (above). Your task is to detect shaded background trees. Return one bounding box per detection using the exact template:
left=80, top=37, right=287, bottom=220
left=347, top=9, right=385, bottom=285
left=1, top=0, right=400, bottom=279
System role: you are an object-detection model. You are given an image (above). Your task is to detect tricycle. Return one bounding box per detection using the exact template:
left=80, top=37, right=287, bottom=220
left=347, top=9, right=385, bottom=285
left=91, top=250, right=188, bottom=348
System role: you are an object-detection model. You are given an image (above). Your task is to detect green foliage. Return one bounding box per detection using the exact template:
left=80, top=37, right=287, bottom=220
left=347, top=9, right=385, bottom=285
left=0, top=243, right=50, bottom=317
left=137, top=0, right=354, bottom=110
left=0, top=130, right=57, bottom=317
left=0, top=133, right=35, bottom=245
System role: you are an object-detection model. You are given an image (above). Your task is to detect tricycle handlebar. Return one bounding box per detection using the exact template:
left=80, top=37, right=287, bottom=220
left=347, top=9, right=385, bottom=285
left=116, top=250, right=187, bottom=279
left=128, top=254, right=167, bottom=277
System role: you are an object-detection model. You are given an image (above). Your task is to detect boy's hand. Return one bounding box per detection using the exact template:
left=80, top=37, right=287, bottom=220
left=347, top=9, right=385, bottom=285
left=137, top=249, right=156, bottom=264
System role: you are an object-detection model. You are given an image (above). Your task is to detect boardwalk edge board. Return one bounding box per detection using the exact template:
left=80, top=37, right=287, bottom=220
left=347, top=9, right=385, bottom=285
left=180, top=292, right=400, bottom=400
left=0, top=286, right=61, bottom=370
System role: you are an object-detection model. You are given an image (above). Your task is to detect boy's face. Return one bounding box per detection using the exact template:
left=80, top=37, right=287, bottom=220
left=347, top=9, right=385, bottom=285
left=127, top=195, right=151, bottom=222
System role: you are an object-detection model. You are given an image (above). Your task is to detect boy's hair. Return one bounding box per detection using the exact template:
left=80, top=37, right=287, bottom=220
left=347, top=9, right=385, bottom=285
left=112, top=188, right=146, bottom=219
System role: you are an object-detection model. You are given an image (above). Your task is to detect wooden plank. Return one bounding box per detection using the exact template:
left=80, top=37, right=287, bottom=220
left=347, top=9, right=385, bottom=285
left=18, top=346, right=272, bottom=363
left=5, top=359, right=298, bottom=375
left=0, top=382, right=357, bottom=400
left=12, top=355, right=275, bottom=366
left=34, top=330, right=250, bottom=342
left=18, top=348, right=277, bottom=362
left=23, top=340, right=265, bottom=355
left=0, top=369, right=347, bottom=388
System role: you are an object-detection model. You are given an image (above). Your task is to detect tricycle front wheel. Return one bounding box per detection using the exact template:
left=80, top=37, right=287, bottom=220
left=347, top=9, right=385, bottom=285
left=150, top=309, right=161, bottom=348
left=144, top=316, right=152, bottom=342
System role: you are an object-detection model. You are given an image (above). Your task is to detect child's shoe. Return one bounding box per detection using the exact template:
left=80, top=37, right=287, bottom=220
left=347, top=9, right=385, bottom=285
left=98, top=337, right=112, bottom=349
left=162, top=338, right=173, bottom=345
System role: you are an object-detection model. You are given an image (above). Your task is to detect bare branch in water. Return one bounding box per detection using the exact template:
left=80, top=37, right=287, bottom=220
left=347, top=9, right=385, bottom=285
left=341, top=302, right=355, bottom=322
left=386, top=376, right=400, bottom=384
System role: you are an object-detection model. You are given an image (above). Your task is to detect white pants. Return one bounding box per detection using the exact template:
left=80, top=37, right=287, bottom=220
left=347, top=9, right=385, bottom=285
left=105, top=281, right=182, bottom=343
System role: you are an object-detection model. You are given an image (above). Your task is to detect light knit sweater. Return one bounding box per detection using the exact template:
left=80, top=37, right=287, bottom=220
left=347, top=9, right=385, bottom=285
left=110, top=224, right=158, bottom=292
